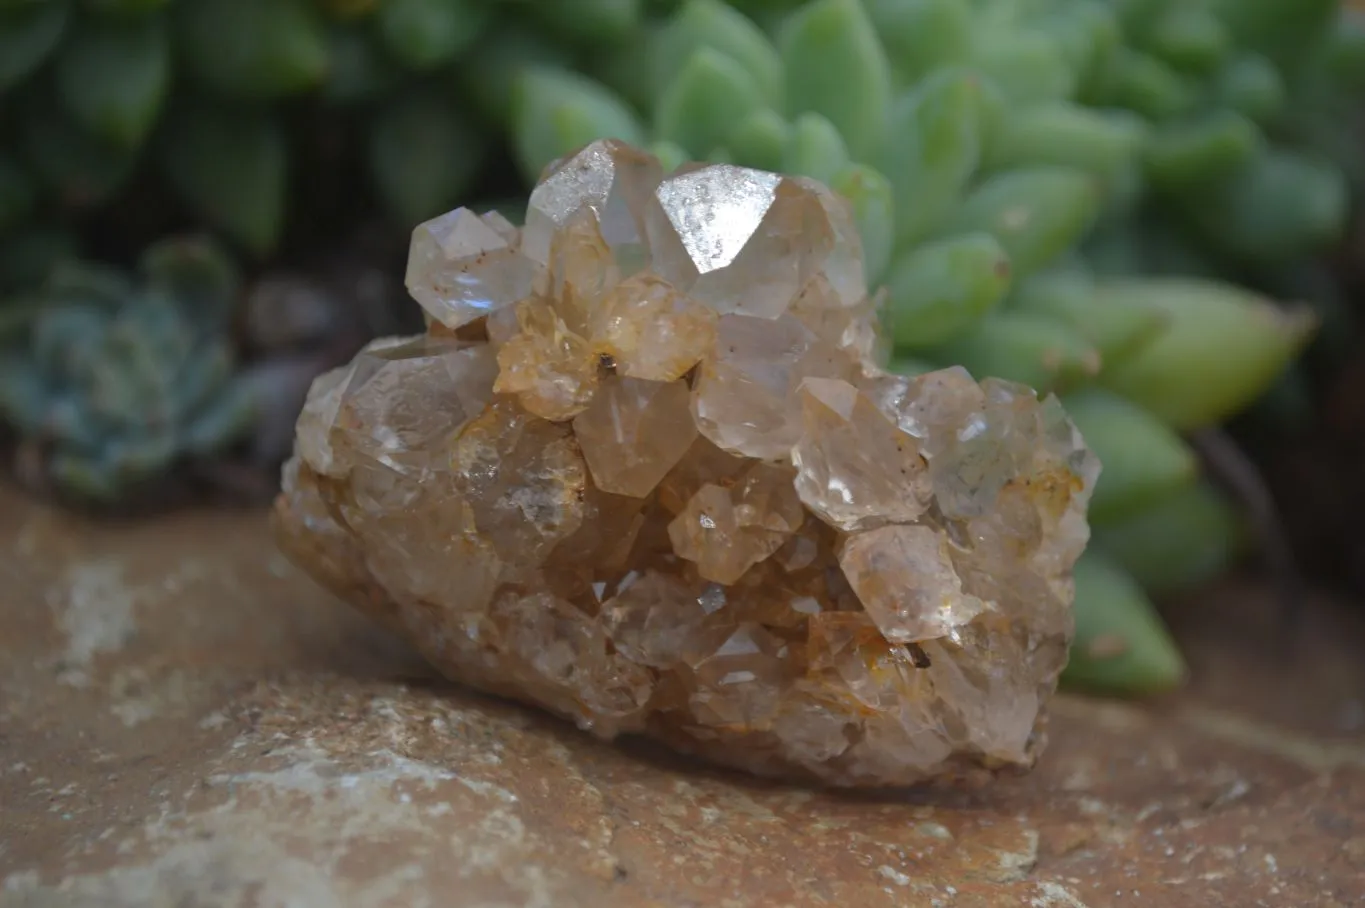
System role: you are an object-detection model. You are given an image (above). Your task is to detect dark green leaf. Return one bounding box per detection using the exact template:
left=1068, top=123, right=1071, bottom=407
left=511, top=66, right=644, bottom=183
left=1060, top=387, right=1197, bottom=524
left=176, top=0, right=329, bottom=100
left=1094, top=482, right=1246, bottom=597
left=1098, top=277, right=1318, bottom=430
left=163, top=106, right=287, bottom=256
left=56, top=12, right=169, bottom=149
left=655, top=46, right=764, bottom=157
left=369, top=90, right=485, bottom=225
left=375, top=0, right=488, bottom=71
left=944, top=167, right=1103, bottom=279
left=652, top=0, right=783, bottom=108
left=779, top=0, right=891, bottom=159
left=878, top=67, right=988, bottom=249
left=0, top=2, right=68, bottom=95
left=886, top=232, right=1011, bottom=349
left=530, top=0, right=641, bottom=47
left=1063, top=551, right=1186, bottom=695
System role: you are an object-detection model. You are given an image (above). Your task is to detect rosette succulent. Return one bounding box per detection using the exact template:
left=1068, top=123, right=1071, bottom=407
left=0, top=237, right=257, bottom=502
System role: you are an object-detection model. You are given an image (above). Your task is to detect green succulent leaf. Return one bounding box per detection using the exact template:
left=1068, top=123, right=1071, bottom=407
left=971, top=27, right=1076, bottom=105
left=1326, top=9, right=1365, bottom=93
left=321, top=22, right=400, bottom=105
left=878, top=67, right=988, bottom=249
left=1094, top=48, right=1197, bottom=122
left=1142, top=4, right=1231, bottom=75
left=1144, top=109, right=1263, bottom=192
left=1214, top=54, right=1286, bottom=124
left=511, top=67, right=644, bottom=183
left=930, top=309, right=1099, bottom=393
left=1061, top=387, right=1197, bottom=524
left=653, top=0, right=783, bottom=108
left=1063, top=550, right=1186, bottom=696
left=727, top=107, right=790, bottom=172
left=944, top=166, right=1103, bottom=280
left=181, top=375, right=258, bottom=455
left=985, top=103, right=1149, bottom=203
left=830, top=163, right=893, bottom=286
left=56, top=12, right=170, bottom=150
left=886, top=232, right=1011, bottom=350
left=779, top=0, right=891, bottom=160
left=648, top=139, right=690, bottom=174
left=1007, top=264, right=1170, bottom=368
left=863, top=0, right=972, bottom=87
left=1211, top=0, right=1335, bottom=63
left=374, top=0, right=488, bottom=71
left=1098, top=277, right=1318, bottom=430
left=529, top=0, right=641, bottom=47
left=1034, top=0, right=1122, bottom=93
left=0, top=1, right=69, bottom=95
left=176, top=0, right=329, bottom=100
left=1178, top=147, right=1350, bottom=264
left=369, top=90, right=485, bottom=226
left=886, top=354, right=935, bottom=377
left=163, top=106, right=287, bottom=257
left=455, top=24, right=575, bottom=126
left=782, top=111, right=849, bottom=185
left=655, top=46, right=765, bottom=157
left=1094, top=482, right=1246, bottom=597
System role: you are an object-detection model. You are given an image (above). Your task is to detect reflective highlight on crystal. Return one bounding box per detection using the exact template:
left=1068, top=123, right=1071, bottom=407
left=276, top=139, right=1098, bottom=788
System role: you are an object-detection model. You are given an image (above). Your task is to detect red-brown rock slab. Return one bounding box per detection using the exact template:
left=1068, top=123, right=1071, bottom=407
left=0, top=482, right=1362, bottom=907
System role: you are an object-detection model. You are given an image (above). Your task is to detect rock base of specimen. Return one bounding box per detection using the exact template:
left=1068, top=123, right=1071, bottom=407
left=273, top=140, right=1099, bottom=788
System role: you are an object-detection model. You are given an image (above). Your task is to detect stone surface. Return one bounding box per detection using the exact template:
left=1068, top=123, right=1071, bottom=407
left=1, top=486, right=1364, bottom=907
left=277, top=139, right=1101, bottom=787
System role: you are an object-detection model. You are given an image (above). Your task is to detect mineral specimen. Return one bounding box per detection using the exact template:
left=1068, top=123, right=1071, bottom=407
left=274, top=140, right=1099, bottom=787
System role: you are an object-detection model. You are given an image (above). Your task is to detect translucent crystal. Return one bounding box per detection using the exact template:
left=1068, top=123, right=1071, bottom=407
left=668, top=462, right=804, bottom=584
left=275, top=142, right=1098, bottom=787
left=588, top=274, right=717, bottom=382
left=493, top=302, right=598, bottom=421
left=523, top=139, right=664, bottom=275
left=791, top=377, right=932, bottom=532
left=330, top=336, right=498, bottom=480
left=406, top=208, right=539, bottom=329
left=691, top=314, right=852, bottom=460
left=840, top=525, right=988, bottom=643
left=573, top=376, right=697, bottom=498
left=688, top=623, right=791, bottom=730
left=647, top=164, right=864, bottom=318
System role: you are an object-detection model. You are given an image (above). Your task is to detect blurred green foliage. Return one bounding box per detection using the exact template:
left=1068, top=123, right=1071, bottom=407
left=0, top=0, right=1362, bottom=694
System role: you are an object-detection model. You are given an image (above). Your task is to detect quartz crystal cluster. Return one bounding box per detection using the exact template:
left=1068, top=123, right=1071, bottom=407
left=273, top=140, right=1099, bottom=787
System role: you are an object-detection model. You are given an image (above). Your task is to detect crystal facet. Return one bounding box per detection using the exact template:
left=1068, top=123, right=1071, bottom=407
left=275, top=139, right=1099, bottom=787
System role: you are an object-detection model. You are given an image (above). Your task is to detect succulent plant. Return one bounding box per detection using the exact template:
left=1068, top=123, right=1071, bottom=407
left=0, top=0, right=497, bottom=257
left=0, top=0, right=1360, bottom=695
left=0, top=237, right=258, bottom=503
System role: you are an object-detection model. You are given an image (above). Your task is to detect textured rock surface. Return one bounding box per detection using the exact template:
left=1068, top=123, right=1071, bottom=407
left=276, top=140, right=1100, bottom=786
left=1, top=487, right=1363, bottom=908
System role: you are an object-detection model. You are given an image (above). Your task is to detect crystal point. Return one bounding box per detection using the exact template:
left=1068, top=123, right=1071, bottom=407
left=406, top=208, right=538, bottom=329
left=276, top=142, right=1098, bottom=788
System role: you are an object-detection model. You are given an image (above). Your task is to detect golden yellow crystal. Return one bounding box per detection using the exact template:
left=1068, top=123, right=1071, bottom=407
left=275, top=140, right=1099, bottom=787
